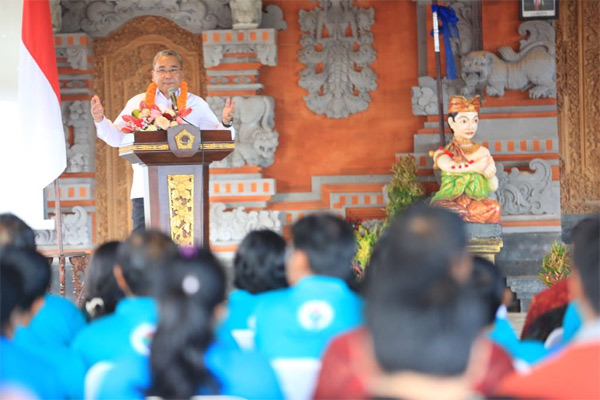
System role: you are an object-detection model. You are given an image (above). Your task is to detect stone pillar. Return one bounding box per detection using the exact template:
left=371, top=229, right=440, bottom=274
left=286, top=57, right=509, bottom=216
left=202, top=28, right=281, bottom=258
left=36, top=33, right=96, bottom=250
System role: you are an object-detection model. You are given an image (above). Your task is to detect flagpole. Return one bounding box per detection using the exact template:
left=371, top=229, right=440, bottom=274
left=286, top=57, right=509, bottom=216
left=432, top=0, right=446, bottom=148
left=53, top=178, right=66, bottom=297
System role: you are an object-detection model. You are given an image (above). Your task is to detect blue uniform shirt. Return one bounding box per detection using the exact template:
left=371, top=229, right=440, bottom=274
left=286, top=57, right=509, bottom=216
left=0, top=336, right=65, bottom=399
left=216, top=289, right=261, bottom=349
left=253, top=275, right=364, bottom=359
left=71, top=297, right=157, bottom=368
left=28, top=294, right=86, bottom=346
left=95, top=341, right=283, bottom=400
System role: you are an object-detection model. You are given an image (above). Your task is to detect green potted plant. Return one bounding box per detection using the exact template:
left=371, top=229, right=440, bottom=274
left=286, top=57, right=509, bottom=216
left=353, top=156, right=425, bottom=274
left=539, top=241, right=572, bottom=287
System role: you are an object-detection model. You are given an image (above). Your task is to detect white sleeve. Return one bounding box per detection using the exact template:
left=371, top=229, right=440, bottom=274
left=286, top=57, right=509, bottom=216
left=94, top=95, right=143, bottom=147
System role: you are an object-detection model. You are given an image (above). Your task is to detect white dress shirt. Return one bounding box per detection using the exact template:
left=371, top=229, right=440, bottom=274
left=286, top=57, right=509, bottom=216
left=95, top=88, right=234, bottom=199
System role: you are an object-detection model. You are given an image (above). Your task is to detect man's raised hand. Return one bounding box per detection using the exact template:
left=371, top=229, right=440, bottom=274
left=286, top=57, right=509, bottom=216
left=90, top=95, right=105, bottom=123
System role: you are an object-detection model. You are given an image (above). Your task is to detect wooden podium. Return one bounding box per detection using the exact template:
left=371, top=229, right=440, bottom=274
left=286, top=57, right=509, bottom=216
left=119, top=125, right=234, bottom=247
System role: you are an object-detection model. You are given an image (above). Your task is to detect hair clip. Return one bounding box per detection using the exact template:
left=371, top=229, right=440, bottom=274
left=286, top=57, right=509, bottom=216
left=182, top=274, right=201, bottom=295
left=85, top=297, right=105, bottom=316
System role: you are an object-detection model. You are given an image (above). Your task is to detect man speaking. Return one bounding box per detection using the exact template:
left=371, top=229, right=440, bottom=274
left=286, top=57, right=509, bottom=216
left=90, top=50, right=235, bottom=231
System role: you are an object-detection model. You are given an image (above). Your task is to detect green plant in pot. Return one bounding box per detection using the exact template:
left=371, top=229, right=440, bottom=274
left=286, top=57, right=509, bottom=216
left=539, top=241, right=571, bottom=287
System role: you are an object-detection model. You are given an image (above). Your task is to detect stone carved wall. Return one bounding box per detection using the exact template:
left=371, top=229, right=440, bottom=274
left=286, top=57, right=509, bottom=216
left=61, top=0, right=230, bottom=36
left=209, top=96, right=279, bottom=168
left=556, top=0, right=600, bottom=214
left=35, top=206, right=91, bottom=246
left=298, top=0, right=377, bottom=119
left=210, top=203, right=281, bottom=243
left=496, top=159, right=559, bottom=216
left=63, top=101, right=94, bottom=173
left=93, top=16, right=206, bottom=241
left=461, top=21, right=556, bottom=99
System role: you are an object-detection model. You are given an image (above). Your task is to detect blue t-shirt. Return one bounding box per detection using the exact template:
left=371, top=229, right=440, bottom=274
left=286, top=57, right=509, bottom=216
left=216, top=289, right=261, bottom=349
left=562, top=301, right=583, bottom=345
left=71, top=297, right=157, bottom=368
left=0, top=336, right=65, bottom=399
left=28, top=294, right=86, bottom=346
left=95, top=342, right=283, bottom=400
left=489, top=317, right=549, bottom=364
left=254, top=275, right=364, bottom=359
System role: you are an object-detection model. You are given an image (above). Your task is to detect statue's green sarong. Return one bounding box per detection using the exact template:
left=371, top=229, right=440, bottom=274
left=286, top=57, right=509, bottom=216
left=431, top=171, right=489, bottom=203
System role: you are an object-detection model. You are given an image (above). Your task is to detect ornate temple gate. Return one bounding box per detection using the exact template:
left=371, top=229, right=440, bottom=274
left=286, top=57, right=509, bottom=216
left=93, top=16, right=206, bottom=242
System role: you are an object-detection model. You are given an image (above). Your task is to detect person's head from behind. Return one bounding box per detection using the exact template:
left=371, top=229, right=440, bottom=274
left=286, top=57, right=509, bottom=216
left=148, top=248, right=226, bottom=399
left=0, top=213, right=36, bottom=251
left=287, top=213, right=356, bottom=285
left=365, top=205, right=480, bottom=375
left=1, top=262, right=24, bottom=337
left=114, top=230, right=179, bottom=297
left=83, top=241, right=125, bottom=320
left=0, top=248, right=51, bottom=330
left=569, top=215, right=600, bottom=321
left=365, top=205, right=471, bottom=304
left=469, top=256, right=505, bottom=326
left=234, top=229, right=288, bottom=294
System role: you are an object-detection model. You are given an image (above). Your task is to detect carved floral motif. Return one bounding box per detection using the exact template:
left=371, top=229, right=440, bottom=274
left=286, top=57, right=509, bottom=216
left=168, top=175, right=194, bottom=246
left=496, top=159, right=558, bottom=216
left=210, top=203, right=281, bottom=243
left=35, top=206, right=91, bottom=246
left=298, top=0, right=377, bottom=119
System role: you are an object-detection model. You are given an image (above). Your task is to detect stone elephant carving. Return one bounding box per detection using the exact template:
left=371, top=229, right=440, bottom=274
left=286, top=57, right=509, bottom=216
left=461, top=41, right=556, bottom=99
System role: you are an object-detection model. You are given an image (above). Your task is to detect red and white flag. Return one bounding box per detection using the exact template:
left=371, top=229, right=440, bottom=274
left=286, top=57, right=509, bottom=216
left=0, top=0, right=66, bottom=228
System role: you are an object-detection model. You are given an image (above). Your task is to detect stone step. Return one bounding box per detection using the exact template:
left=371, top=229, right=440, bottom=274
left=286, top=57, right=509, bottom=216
left=506, top=275, right=547, bottom=312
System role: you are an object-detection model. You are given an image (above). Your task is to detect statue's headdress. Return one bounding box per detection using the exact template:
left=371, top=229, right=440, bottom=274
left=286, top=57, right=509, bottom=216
left=448, top=95, right=480, bottom=114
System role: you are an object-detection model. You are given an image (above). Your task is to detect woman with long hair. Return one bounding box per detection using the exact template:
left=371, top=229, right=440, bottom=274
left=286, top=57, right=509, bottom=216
left=94, top=248, right=282, bottom=399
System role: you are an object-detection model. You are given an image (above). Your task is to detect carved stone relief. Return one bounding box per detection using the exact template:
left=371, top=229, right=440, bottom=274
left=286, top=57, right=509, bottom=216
left=209, top=96, right=278, bottom=168
left=203, top=29, right=277, bottom=68
left=62, top=101, right=94, bottom=173
left=60, top=0, right=229, bottom=36
left=210, top=203, right=281, bottom=243
left=35, top=206, right=91, bottom=246
left=556, top=0, right=600, bottom=214
left=461, top=21, right=556, bottom=99
left=230, top=0, right=262, bottom=29
left=50, top=0, right=62, bottom=33
left=298, top=0, right=377, bottom=119
left=496, top=159, right=559, bottom=216
left=411, top=76, right=450, bottom=116
left=60, top=0, right=286, bottom=36
left=93, top=16, right=206, bottom=241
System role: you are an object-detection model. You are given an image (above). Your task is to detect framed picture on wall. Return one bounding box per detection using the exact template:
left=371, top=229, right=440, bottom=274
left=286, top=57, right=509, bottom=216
left=519, top=0, right=559, bottom=20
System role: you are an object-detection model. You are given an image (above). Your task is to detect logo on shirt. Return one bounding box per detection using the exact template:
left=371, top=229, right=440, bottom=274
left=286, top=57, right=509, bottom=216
left=297, top=300, right=334, bottom=331
left=130, top=323, right=155, bottom=355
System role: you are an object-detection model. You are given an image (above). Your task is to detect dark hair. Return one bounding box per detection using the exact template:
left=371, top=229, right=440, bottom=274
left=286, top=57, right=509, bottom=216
left=147, top=248, right=226, bottom=398
left=1, top=261, right=24, bottom=334
left=571, top=215, right=600, bottom=314
left=365, top=205, right=482, bottom=375
left=116, top=230, right=179, bottom=296
left=233, top=230, right=288, bottom=294
left=82, top=241, right=125, bottom=320
left=470, top=256, right=505, bottom=325
left=365, top=205, right=468, bottom=304
left=291, top=214, right=356, bottom=283
left=0, top=213, right=36, bottom=251
left=0, top=248, right=51, bottom=310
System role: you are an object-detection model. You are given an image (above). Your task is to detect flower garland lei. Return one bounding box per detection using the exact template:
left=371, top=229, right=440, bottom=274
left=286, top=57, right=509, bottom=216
left=145, top=81, right=188, bottom=110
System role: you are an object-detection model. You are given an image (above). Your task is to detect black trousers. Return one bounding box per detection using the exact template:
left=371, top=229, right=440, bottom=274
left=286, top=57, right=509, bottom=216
left=132, top=198, right=145, bottom=232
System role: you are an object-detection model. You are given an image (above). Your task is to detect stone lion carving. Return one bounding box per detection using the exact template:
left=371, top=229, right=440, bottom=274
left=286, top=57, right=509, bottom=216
left=461, top=41, right=556, bottom=99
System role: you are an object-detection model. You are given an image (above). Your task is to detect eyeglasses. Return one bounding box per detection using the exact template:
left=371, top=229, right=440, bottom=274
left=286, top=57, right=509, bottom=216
left=153, top=68, right=182, bottom=76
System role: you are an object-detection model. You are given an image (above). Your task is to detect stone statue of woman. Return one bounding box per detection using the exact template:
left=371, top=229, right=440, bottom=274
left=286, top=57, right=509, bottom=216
left=430, top=95, right=501, bottom=223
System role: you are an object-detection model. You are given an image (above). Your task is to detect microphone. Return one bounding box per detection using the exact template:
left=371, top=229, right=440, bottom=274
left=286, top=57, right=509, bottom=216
left=168, top=88, right=178, bottom=112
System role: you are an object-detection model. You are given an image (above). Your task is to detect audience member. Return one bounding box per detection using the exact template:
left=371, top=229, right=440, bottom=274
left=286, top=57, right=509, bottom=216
left=496, top=215, right=600, bottom=399
left=363, top=206, right=487, bottom=400
left=71, top=230, right=179, bottom=368
left=254, top=214, right=363, bottom=360
left=0, top=249, right=65, bottom=399
left=81, top=241, right=125, bottom=321
left=95, top=248, right=283, bottom=400
left=0, top=213, right=86, bottom=346
left=217, top=229, right=288, bottom=349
